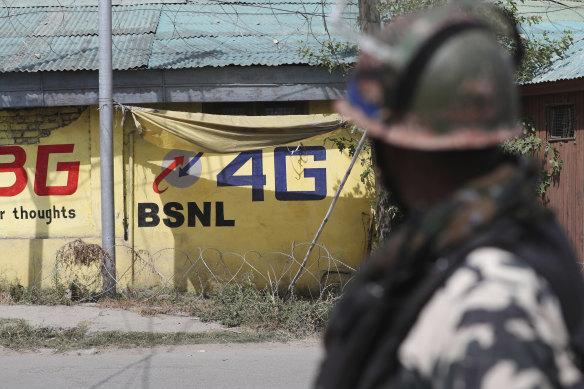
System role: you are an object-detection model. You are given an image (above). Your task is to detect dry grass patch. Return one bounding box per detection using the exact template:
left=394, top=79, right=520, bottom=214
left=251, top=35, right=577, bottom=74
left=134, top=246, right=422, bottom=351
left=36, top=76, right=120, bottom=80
left=0, top=275, right=338, bottom=340
left=0, top=318, right=282, bottom=351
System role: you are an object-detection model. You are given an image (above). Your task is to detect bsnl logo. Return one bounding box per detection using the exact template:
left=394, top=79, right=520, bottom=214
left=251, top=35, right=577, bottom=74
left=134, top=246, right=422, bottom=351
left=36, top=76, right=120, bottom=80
left=153, top=146, right=328, bottom=201
left=0, top=144, right=80, bottom=196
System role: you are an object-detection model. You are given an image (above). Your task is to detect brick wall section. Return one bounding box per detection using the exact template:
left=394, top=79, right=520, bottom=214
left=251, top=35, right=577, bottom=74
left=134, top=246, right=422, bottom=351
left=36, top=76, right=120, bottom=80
left=0, top=106, right=85, bottom=145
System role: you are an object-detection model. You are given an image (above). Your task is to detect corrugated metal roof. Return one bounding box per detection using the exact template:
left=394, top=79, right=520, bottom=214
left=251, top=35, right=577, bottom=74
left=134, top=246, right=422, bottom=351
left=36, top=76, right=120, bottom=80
left=527, top=37, right=584, bottom=84
left=518, top=0, right=584, bottom=23
left=0, top=34, right=152, bottom=71
left=3, top=0, right=184, bottom=7
left=150, top=34, right=353, bottom=68
left=0, top=9, right=48, bottom=38
left=156, top=3, right=330, bottom=39
left=2, top=0, right=581, bottom=81
left=0, top=6, right=160, bottom=38
left=0, top=0, right=355, bottom=72
left=519, top=1, right=584, bottom=84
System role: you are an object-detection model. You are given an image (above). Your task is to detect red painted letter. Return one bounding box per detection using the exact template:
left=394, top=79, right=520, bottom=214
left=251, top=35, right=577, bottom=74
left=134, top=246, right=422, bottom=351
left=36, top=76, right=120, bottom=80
left=0, top=146, right=27, bottom=197
left=34, top=144, right=80, bottom=196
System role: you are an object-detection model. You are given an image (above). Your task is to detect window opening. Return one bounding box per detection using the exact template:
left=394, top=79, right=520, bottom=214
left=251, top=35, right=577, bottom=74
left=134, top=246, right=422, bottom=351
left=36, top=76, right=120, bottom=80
left=549, top=105, right=575, bottom=139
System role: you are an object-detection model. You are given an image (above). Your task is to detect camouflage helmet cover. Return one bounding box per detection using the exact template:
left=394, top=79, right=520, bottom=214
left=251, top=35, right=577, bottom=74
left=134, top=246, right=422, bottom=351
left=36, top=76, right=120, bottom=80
left=336, top=2, right=522, bottom=150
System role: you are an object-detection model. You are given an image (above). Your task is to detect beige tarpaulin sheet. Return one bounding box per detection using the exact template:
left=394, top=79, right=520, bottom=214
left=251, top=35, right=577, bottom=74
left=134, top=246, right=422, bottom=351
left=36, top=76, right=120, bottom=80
left=124, top=106, right=344, bottom=153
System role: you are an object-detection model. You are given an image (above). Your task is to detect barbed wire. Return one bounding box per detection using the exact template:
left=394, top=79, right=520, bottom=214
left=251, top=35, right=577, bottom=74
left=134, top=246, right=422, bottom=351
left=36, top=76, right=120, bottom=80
left=28, top=239, right=357, bottom=302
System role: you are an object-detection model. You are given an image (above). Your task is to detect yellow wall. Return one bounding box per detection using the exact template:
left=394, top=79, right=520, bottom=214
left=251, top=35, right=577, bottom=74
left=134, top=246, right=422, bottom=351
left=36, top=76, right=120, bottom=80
left=0, top=106, right=125, bottom=288
left=0, top=102, right=372, bottom=291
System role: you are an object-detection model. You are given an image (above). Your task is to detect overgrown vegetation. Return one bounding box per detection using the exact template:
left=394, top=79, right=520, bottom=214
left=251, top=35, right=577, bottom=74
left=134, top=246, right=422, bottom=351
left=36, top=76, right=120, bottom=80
left=0, top=281, right=71, bottom=306
left=196, top=276, right=333, bottom=336
left=0, top=318, right=280, bottom=351
left=0, top=273, right=338, bottom=348
left=502, top=121, right=563, bottom=196
left=325, top=128, right=374, bottom=189
left=301, top=0, right=573, bottom=81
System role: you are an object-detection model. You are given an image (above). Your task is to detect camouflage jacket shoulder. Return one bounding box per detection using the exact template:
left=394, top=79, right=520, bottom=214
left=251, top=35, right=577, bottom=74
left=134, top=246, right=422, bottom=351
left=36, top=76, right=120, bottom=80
left=392, top=247, right=584, bottom=389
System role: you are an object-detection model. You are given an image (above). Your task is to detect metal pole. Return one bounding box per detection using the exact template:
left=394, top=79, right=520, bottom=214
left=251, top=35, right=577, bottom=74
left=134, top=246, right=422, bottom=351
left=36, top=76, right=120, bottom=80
left=286, top=131, right=368, bottom=297
left=99, top=0, right=116, bottom=296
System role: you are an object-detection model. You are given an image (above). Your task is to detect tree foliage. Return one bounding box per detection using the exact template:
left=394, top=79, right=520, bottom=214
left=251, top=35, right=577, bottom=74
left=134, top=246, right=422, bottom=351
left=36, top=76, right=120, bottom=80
left=302, top=0, right=573, bottom=80
left=502, top=121, right=563, bottom=197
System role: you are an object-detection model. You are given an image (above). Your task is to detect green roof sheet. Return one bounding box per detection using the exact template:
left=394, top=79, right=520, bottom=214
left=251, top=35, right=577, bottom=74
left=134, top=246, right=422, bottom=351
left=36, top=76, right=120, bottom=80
left=518, top=1, right=584, bottom=84
left=4, top=0, right=578, bottom=84
left=0, top=0, right=357, bottom=72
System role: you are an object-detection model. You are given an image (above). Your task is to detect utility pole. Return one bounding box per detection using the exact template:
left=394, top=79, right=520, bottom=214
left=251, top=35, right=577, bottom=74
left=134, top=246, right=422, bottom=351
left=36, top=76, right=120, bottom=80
left=99, top=0, right=116, bottom=297
left=359, top=0, right=380, bottom=33
left=358, top=0, right=394, bottom=246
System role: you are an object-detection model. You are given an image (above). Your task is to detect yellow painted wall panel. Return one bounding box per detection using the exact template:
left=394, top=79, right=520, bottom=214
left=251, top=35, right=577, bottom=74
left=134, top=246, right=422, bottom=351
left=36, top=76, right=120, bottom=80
left=130, top=129, right=372, bottom=290
left=0, top=107, right=97, bottom=239
left=0, top=103, right=372, bottom=291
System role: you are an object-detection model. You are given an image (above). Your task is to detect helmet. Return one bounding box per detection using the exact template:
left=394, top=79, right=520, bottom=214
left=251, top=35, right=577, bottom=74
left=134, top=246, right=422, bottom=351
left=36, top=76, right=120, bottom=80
left=335, top=1, right=522, bottom=150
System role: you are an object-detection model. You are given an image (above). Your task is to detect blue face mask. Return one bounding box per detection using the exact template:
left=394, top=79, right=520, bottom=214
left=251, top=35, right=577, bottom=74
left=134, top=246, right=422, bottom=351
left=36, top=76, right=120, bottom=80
left=347, top=78, right=381, bottom=118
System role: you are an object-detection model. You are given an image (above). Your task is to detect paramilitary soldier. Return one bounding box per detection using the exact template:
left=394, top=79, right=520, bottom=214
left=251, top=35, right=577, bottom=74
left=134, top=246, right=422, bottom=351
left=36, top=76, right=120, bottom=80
left=316, top=1, right=584, bottom=388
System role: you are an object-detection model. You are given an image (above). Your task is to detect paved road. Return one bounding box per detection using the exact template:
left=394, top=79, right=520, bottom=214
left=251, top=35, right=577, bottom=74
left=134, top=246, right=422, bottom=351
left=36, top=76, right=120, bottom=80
left=0, top=341, right=323, bottom=389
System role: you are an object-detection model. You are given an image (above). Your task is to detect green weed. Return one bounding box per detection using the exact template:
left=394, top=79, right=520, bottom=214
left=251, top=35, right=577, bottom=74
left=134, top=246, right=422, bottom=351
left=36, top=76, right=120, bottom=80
left=198, top=277, right=336, bottom=336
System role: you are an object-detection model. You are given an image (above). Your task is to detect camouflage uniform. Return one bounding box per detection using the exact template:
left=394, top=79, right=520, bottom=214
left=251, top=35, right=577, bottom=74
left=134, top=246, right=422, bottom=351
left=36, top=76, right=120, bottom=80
left=393, top=247, right=583, bottom=389
left=316, top=159, right=584, bottom=389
